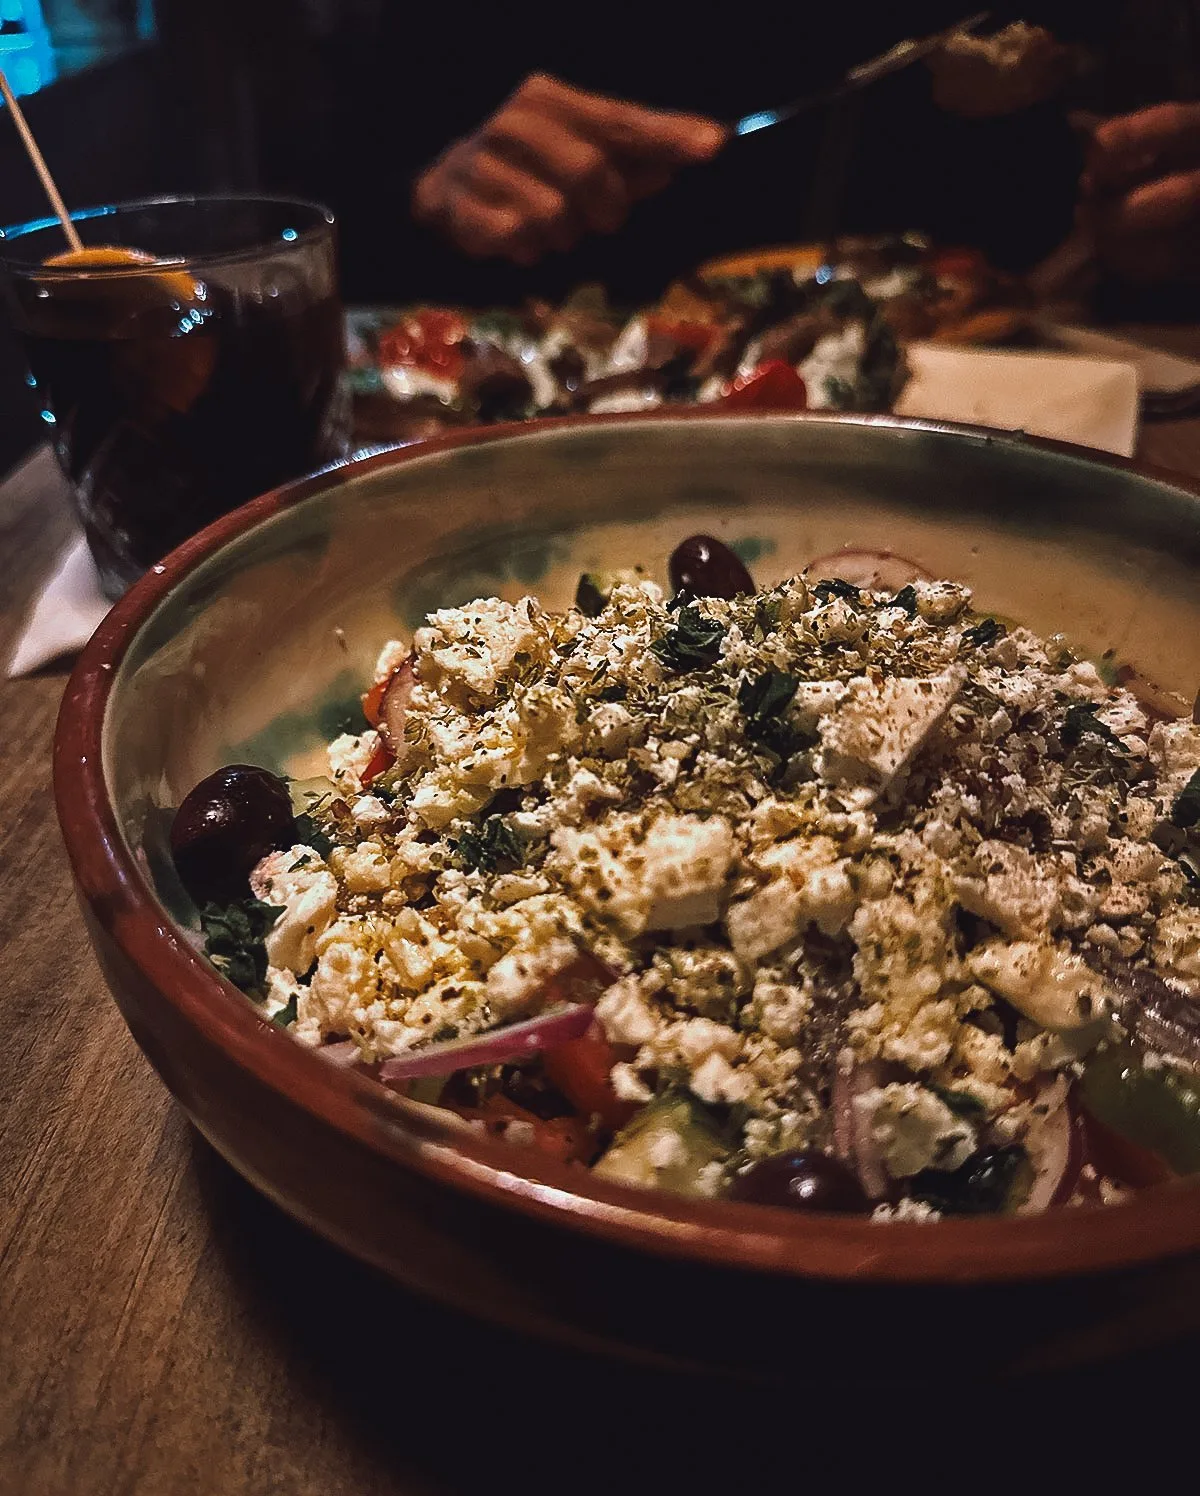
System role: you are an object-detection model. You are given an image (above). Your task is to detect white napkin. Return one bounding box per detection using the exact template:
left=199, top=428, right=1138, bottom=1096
left=893, top=344, right=1140, bottom=458
left=1036, top=321, right=1200, bottom=396
left=6, top=522, right=110, bottom=678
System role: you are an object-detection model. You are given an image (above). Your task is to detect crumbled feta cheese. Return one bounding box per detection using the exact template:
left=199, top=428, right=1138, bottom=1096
left=484, top=937, right=581, bottom=1021
left=253, top=848, right=338, bottom=974
left=819, top=670, right=963, bottom=794
left=967, top=939, right=1113, bottom=1031
left=552, top=812, right=734, bottom=936
left=854, top=1082, right=977, bottom=1178
left=237, top=553, right=1200, bottom=1217
left=327, top=730, right=381, bottom=792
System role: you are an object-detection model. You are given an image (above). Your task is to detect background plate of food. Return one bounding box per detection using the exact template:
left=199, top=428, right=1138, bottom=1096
left=348, top=234, right=1138, bottom=455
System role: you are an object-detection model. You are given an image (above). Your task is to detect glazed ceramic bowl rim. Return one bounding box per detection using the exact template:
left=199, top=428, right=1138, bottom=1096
left=54, top=409, right=1200, bottom=1286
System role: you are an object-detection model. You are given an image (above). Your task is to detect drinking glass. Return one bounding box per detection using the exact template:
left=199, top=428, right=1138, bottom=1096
left=0, top=194, right=349, bottom=598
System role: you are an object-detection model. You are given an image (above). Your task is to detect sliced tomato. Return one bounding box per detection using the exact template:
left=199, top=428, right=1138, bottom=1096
left=362, top=674, right=389, bottom=728
left=928, top=246, right=989, bottom=284
left=720, top=360, right=808, bottom=412
left=360, top=737, right=395, bottom=787
left=1080, top=1109, right=1177, bottom=1192
left=376, top=309, right=469, bottom=381
left=453, top=1095, right=594, bottom=1164
left=542, top=1019, right=638, bottom=1131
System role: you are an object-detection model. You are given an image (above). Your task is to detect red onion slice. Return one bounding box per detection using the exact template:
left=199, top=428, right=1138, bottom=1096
left=378, top=1002, right=594, bottom=1083
left=1093, top=955, right=1200, bottom=1069
left=806, top=550, right=931, bottom=593
left=379, top=655, right=418, bottom=754
left=1114, top=664, right=1189, bottom=723
left=831, top=1059, right=890, bottom=1201
left=318, top=1040, right=363, bottom=1067
left=1018, top=1077, right=1083, bottom=1214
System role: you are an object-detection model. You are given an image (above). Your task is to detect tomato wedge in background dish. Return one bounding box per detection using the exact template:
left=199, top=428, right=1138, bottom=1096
left=376, top=309, right=469, bottom=381
left=928, top=246, right=990, bottom=283
left=720, top=360, right=808, bottom=412
left=644, top=314, right=721, bottom=359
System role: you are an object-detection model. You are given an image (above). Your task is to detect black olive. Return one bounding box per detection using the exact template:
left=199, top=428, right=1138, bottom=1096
left=728, top=1150, right=869, bottom=1214
left=170, top=764, right=294, bottom=905
left=668, top=534, right=754, bottom=600
left=460, top=348, right=533, bottom=423
left=911, top=1145, right=1027, bottom=1216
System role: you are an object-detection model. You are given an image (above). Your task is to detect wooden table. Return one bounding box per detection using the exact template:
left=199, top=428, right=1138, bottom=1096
left=6, top=385, right=1200, bottom=1493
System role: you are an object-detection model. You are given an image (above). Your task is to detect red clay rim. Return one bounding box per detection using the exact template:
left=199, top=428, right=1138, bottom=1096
left=53, top=409, right=1200, bottom=1284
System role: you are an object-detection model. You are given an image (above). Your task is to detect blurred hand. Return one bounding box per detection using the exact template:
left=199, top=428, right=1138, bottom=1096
left=1082, top=103, right=1200, bottom=282
left=412, top=73, right=726, bottom=265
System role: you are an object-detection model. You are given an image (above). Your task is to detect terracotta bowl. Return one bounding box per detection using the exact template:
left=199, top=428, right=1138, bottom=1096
left=55, top=412, right=1200, bottom=1378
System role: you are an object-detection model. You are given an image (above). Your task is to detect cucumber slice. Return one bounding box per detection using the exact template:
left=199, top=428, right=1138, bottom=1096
left=593, top=1092, right=729, bottom=1196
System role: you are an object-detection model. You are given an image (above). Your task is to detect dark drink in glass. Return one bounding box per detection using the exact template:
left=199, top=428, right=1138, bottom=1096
left=0, top=196, right=348, bottom=599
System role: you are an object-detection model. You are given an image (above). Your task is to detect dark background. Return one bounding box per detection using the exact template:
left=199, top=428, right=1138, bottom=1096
left=0, top=0, right=1190, bottom=474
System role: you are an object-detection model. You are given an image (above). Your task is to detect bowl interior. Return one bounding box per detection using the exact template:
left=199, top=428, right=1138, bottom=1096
left=104, top=415, right=1200, bottom=930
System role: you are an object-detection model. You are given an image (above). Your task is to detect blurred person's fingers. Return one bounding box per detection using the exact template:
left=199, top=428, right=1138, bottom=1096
left=413, top=73, right=725, bottom=263
left=483, top=107, right=631, bottom=234
left=1089, top=167, right=1200, bottom=282
left=413, top=150, right=526, bottom=258
left=1102, top=167, right=1200, bottom=238
left=1084, top=102, right=1200, bottom=196
left=517, top=73, right=726, bottom=165
left=454, top=147, right=578, bottom=253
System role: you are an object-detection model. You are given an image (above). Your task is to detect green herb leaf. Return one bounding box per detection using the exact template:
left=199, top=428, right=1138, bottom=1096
left=738, top=670, right=809, bottom=759
left=574, top=573, right=608, bottom=618
left=754, top=594, right=783, bottom=635
left=964, top=617, right=1006, bottom=648
left=889, top=584, right=918, bottom=616
left=1173, top=769, right=1200, bottom=830
left=1095, top=650, right=1121, bottom=687
left=912, top=1144, right=1027, bottom=1216
left=932, top=1086, right=987, bottom=1120
left=822, top=375, right=857, bottom=411
left=454, top=815, right=526, bottom=873
left=1061, top=701, right=1123, bottom=752
left=652, top=604, right=725, bottom=672
left=293, top=811, right=334, bottom=858
left=469, top=309, right=529, bottom=344
left=813, top=577, right=861, bottom=605
left=271, top=991, right=298, bottom=1028
left=201, top=899, right=282, bottom=997
left=739, top=670, right=799, bottom=728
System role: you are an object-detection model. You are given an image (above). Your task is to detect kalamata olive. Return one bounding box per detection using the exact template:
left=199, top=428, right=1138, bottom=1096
left=170, top=764, right=294, bottom=905
left=728, top=1149, right=870, bottom=1214
left=668, top=534, right=754, bottom=600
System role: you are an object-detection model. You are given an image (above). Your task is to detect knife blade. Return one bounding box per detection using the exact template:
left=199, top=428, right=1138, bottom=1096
left=731, top=10, right=991, bottom=139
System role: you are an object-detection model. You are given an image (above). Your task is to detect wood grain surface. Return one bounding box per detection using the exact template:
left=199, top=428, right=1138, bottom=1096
left=5, top=384, right=1200, bottom=1493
